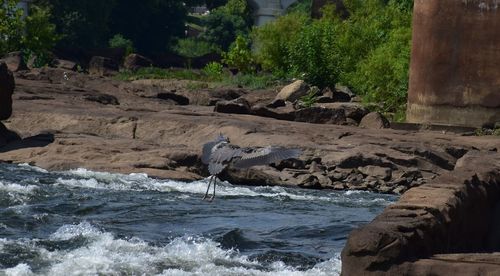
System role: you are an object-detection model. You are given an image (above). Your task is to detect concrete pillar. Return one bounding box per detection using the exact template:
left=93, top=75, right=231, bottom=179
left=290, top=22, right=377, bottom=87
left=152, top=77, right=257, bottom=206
left=16, top=0, right=31, bottom=19
left=249, top=0, right=298, bottom=26
left=407, top=0, right=500, bottom=127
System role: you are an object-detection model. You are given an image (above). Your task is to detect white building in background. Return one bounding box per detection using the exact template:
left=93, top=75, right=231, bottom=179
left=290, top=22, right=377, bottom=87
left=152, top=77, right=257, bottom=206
left=16, top=0, right=31, bottom=19
left=248, top=0, right=298, bottom=26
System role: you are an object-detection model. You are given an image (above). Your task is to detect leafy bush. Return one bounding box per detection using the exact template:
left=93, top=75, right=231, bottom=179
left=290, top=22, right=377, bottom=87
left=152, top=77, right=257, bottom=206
left=222, top=35, right=255, bottom=73
left=223, top=73, right=280, bottom=90
left=0, top=0, right=25, bottom=55
left=202, top=61, right=224, bottom=81
left=109, top=34, right=134, bottom=56
left=0, top=1, right=59, bottom=67
left=201, top=0, right=252, bottom=51
left=252, top=12, right=309, bottom=74
left=288, top=16, right=340, bottom=88
left=172, top=38, right=218, bottom=58
left=251, top=0, right=413, bottom=119
left=299, top=87, right=320, bottom=108
left=336, top=0, right=413, bottom=117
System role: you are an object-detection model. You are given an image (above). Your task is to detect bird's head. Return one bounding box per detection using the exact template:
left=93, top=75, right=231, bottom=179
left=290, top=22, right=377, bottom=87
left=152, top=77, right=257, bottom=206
left=217, top=133, right=230, bottom=143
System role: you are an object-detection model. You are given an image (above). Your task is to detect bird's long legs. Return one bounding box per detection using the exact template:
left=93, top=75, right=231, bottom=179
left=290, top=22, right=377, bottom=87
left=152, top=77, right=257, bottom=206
left=203, top=175, right=214, bottom=201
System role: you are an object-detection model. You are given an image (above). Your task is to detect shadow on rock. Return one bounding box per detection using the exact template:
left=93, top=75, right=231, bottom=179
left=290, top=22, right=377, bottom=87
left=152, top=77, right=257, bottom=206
left=0, top=123, right=54, bottom=153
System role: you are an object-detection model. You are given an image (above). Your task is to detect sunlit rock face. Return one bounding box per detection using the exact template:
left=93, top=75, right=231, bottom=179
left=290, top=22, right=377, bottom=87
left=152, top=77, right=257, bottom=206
left=407, top=0, right=500, bottom=127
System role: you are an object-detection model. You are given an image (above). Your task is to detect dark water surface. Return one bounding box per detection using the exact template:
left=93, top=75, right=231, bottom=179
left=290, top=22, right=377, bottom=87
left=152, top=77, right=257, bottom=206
left=0, top=163, right=397, bottom=275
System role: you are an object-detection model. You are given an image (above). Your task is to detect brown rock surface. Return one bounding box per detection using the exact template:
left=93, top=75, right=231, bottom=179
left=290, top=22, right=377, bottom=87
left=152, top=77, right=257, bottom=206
left=0, top=51, right=28, bottom=72
left=0, top=68, right=498, bottom=192
left=341, top=151, right=500, bottom=275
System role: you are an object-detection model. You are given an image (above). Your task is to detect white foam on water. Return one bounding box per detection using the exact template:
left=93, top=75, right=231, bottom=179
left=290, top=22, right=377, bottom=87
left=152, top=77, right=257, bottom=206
left=0, top=181, right=38, bottom=195
left=18, top=163, right=48, bottom=174
left=53, top=168, right=394, bottom=206
left=3, top=263, right=34, bottom=276
left=0, top=181, right=38, bottom=204
left=0, top=222, right=342, bottom=276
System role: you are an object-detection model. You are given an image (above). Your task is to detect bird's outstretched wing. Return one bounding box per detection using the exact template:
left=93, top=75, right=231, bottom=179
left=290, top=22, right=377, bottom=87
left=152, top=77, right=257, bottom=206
left=201, top=141, right=217, bottom=164
left=208, top=145, right=243, bottom=175
left=201, top=134, right=229, bottom=164
left=233, top=146, right=301, bottom=168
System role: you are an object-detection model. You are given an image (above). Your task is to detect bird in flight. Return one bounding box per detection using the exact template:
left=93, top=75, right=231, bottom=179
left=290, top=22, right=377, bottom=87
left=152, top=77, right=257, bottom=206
left=201, top=134, right=301, bottom=201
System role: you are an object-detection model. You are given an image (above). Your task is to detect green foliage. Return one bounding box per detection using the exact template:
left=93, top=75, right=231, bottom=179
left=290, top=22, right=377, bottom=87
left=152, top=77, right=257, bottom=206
left=201, top=0, right=252, bottom=51
left=202, top=61, right=224, bottom=81
left=299, top=87, right=320, bottom=108
left=336, top=0, right=413, bottom=116
left=286, top=0, right=313, bottom=14
left=172, top=38, right=218, bottom=58
left=252, top=0, right=413, bottom=119
left=0, top=1, right=59, bottom=67
left=288, top=16, right=340, bottom=88
left=33, top=0, right=187, bottom=55
left=0, top=0, right=26, bottom=55
left=109, top=34, right=134, bottom=56
left=223, top=73, right=281, bottom=90
left=222, top=35, right=255, bottom=73
left=252, top=12, right=309, bottom=73
left=34, top=0, right=115, bottom=49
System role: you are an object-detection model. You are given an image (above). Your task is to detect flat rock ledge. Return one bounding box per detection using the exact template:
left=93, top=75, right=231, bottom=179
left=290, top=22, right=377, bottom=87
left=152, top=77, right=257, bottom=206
left=0, top=68, right=499, bottom=196
left=341, top=151, right=500, bottom=275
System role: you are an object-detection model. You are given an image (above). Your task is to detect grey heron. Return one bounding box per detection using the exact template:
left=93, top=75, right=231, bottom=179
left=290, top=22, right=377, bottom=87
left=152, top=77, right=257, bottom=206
left=201, top=134, right=302, bottom=201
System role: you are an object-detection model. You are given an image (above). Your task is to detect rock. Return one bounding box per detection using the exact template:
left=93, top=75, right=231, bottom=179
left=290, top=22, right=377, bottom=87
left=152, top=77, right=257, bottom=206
left=333, top=182, right=346, bottom=190
left=214, top=98, right=251, bottom=114
left=335, top=84, right=356, bottom=98
left=84, top=93, right=120, bottom=105
left=123, top=53, right=153, bottom=71
left=359, top=112, right=390, bottom=129
left=294, top=107, right=346, bottom=125
left=342, top=152, right=500, bottom=275
left=157, top=92, right=190, bottom=105
left=89, top=56, right=119, bottom=76
left=266, top=99, right=286, bottom=108
left=320, top=86, right=352, bottom=102
left=0, top=122, right=21, bottom=148
left=0, top=51, right=28, bottom=72
left=52, top=59, right=78, bottom=71
left=275, top=80, right=309, bottom=102
left=315, top=102, right=369, bottom=123
left=0, top=62, right=15, bottom=120
left=358, top=165, right=392, bottom=181
left=250, top=104, right=295, bottom=121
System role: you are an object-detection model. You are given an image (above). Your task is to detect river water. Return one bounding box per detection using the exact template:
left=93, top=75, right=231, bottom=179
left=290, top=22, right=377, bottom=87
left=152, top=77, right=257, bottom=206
left=0, top=163, right=396, bottom=276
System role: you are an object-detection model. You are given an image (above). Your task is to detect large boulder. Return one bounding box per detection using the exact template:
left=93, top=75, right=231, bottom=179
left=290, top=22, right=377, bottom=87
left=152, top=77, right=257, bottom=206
left=0, top=62, right=15, bottom=120
left=359, top=111, right=390, bottom=129
left=52, top=59, right=78, bottom=71
left=89, top=56, right=119, bottom=76
left=123, top=53, right=153, bottom=71
left=214, top=98, right=251, bottom=114
left=315, top=102, right=369, bottom=123
left=275, top=80, right=310, bottom=102
left=0, top=51, right=28, bottom=72
left=294, top=106, right=346, bottom=125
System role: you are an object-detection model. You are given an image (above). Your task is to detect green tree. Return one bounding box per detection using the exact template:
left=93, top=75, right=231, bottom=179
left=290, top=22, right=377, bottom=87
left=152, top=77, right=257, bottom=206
left=201, top=0, right=252, bottom=51
left=33, top=0, right=116, bottom=49
left=0, top=0, right=25, bottom=55
left=109, top=0, right=187, bottom=55
left=223, top=35, right=255, bottom=73
left=252, top=12, right=309, bottom=75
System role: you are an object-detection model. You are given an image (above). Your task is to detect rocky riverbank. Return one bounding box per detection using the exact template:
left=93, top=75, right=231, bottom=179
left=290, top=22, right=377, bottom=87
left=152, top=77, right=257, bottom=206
left=0, top=65, right=499, bottom=196
left=341, top=151, right=500, bottom=275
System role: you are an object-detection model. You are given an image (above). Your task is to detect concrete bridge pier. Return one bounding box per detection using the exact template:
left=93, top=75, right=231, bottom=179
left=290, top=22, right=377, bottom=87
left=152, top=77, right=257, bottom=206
left=248, top=0, right=298, bottom=26
left=407, top=0, right=500, bottom=127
